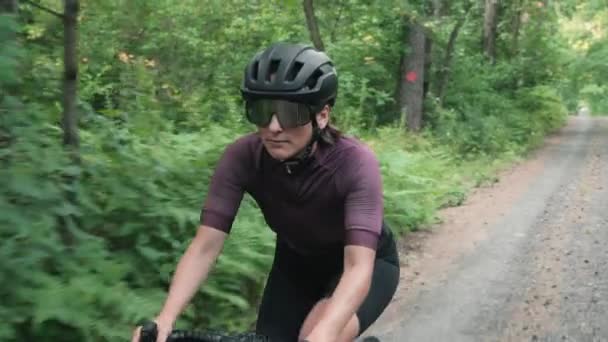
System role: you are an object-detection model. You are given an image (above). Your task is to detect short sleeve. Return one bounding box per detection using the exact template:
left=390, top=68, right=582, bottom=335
left=199, top=136, right=253, bottom=233
left=341, top=145, right=383, bottom=249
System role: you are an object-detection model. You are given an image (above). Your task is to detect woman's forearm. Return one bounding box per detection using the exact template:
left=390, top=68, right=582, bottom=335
left=315, top=266, right=372, bottom=335
left=157, top=227, right=225, bottom=323
left=309, top=246, right=375, bottom=339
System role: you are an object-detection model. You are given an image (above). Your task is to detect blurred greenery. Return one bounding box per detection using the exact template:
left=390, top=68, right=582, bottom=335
left=1, top=0, right=605, bottom=340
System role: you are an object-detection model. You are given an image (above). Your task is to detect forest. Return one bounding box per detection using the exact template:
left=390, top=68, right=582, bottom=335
left=1, top=0, right=607, bottom=340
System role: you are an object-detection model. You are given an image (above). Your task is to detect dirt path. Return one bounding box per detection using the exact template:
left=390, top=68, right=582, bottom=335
left=361, top=116, right=608, bottom=342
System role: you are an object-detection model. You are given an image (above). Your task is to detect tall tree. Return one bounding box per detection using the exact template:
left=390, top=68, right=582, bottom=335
left=62, top=0, right=79, bottom=152
left=423, top=0, right=440, bottom=101
left=0, top=0, right=17, bottom=12
left=303, top=0, right=325, bottom=51
left=511, top=0, right=523, bottom=57
left=17, top=0, right=79, bottom=148
left=0, top=0, right=18, bottom=153
left=436, top=2, right=473, bottom=104
left=431, top=0, right=444, bottom=16
left=397, top=21, right=426, bottom=132
left=59, top=0, right=80, bottom=249
left=483, top=0, right=499, bottom=63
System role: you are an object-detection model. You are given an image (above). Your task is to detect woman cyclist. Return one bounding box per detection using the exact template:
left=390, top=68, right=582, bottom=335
left=132, top=42, right=400, bottom=342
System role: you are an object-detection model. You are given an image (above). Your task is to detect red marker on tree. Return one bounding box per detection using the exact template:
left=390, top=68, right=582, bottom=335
left=406, top=71, right=418, bottom=83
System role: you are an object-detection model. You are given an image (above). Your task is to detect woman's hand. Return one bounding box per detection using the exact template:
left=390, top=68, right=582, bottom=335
left=131, top=316, right=174, bottom=342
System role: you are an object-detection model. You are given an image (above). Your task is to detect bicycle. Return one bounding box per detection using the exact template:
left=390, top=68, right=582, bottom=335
left=137, top=320, right=382, bottom=342
left=138, top=320, right=269, bottom=342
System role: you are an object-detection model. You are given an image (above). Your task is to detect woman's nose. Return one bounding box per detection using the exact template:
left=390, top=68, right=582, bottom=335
left=268, top=114, right=283, bottom=132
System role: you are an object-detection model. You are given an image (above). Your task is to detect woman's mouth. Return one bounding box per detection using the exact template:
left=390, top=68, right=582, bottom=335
left=266, top=139, right=288, bottom=145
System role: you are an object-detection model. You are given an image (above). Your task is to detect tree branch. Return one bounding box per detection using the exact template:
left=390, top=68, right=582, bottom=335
left=302, top=0, right=325, bottom=51
left=21, top=0, right=64, bottom=18
left=435, top=1, right=474, bottom=104
left=329, top=0, right=344, bottom=42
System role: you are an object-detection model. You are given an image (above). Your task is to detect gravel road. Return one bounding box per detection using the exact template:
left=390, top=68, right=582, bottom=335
left=362, top=116, right=608, bottom=342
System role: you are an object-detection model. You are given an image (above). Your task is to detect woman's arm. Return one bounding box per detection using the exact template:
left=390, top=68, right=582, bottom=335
left=304, top=144, right=384, bottom=340
left=155, top=225, right=227, bottom=324
left=306, top=245, right=375, bottom=341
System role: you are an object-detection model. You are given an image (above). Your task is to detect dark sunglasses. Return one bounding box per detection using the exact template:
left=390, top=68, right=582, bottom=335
left=245, top=99, right=316, bottom=129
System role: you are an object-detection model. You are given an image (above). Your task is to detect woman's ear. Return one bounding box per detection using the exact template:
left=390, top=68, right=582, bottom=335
left=315, top=105, right=331, bottom=129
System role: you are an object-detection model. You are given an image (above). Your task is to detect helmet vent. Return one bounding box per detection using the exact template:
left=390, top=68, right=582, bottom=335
left=266, top=59, right=281, bottom=82
left=286, top=61, right=304, bottom=82
left=252, top=61, right=259, bottom=81
left=305, top=69, right=324, bottom=89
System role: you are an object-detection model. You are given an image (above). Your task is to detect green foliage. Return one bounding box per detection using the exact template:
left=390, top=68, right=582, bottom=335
left=372, top=129, right=464, bottom=231
left=580, top=84, right=608, bottom=114
left=559, top=1, right=608, bottom=114
left=431, top=83, right=567, bottom=157
left=577, top=37, right=608, bottom=114
left=1, top=106, right=273, bottom=340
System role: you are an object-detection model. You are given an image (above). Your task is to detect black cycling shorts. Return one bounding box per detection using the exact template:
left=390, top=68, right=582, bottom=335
left=255, top=222, right=400, bottom=342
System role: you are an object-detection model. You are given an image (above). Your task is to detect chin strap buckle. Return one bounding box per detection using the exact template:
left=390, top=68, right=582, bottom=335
left=283, top=160, right=299, bottom=175
left=280, top=129, right=319, bottom=176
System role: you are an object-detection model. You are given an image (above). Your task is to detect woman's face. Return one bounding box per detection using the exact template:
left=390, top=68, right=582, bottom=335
left=258, top=105, right=330, bottom=161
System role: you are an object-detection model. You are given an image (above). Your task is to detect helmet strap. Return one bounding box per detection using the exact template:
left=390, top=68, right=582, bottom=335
left=281, top=119, right=321, bottom=175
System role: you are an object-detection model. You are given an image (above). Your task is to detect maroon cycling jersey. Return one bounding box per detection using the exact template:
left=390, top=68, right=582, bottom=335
left=200, top=133, right=383, bottom=254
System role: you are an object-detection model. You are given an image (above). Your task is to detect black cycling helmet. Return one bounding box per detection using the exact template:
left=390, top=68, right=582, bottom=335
left=240, top=42, right=338, bottom=106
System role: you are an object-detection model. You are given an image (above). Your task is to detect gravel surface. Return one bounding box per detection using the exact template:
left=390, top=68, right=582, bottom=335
left=362, top=116, right=608, bottom=342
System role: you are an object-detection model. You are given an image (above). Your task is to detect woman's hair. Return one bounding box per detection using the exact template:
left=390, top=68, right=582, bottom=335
left=318, top=123, right=342, bottom=145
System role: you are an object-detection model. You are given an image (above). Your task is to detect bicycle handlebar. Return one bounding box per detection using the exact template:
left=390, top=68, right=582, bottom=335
left=138, top=321, right=270, bottom=342
left=138, top=320, right=379, bottom=342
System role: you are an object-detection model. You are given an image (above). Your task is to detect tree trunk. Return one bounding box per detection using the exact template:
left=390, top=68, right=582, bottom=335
left=423, top=0, right=440, bottom=101
left=0, top=0, right=17, bottom=12
left=58, top=0, right=80, bottom=249
left=482, top=0, right=499, bottom=63
left=302, top=0, right=325, bottom=51
left=431, top=0, right=444, bottom=16
left=511, top=0, right=522, bottom=57
left=436, top=8, right=471, bottom=104
left=397, top=21, right=426, bottom=132
left=62, top=0, right=79, bottom=151
left=423, top=36, right=432, bottom=100
left=0, top=0, right=18, bottom=155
